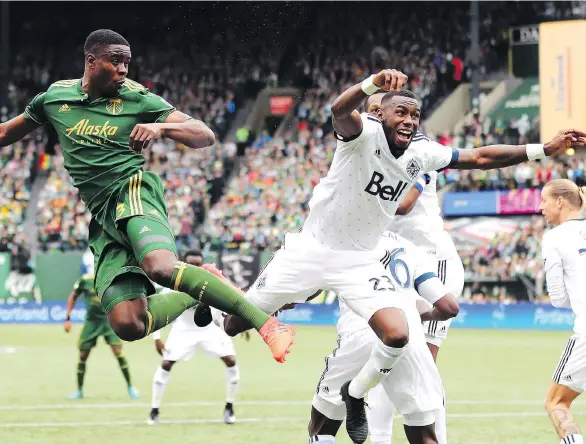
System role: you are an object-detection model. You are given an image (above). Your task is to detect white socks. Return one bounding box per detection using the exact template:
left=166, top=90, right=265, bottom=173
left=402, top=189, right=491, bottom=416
left=562, top=435, right=584, bottom=444
left=309, top=435, right=336, bottom=443
left=348, top=340, right=406, bottom=399
left=151, top=366, right=170, bottom=409
left=226, top=366, right=240, bottom=404
left=435, top=402, right=447, bottom=444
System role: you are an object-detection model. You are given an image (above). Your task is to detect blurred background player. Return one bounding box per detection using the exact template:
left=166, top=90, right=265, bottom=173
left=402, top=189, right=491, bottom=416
left=64, top=265, right=140, bottom=400
left=148, top=250, right=246, bottom=425
left=540, top=179, right=586, bottom=444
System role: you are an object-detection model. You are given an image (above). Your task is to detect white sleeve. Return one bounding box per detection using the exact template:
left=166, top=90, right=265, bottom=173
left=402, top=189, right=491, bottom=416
left=543, top=235, right=571, bottom=309
left=334, top=113, right=380, bottom=151
left=421, top=141, right=459, bottom=173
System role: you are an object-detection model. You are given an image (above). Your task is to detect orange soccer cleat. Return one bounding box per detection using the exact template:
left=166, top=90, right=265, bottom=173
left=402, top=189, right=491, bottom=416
left=259, top=317, right=296, bottom=363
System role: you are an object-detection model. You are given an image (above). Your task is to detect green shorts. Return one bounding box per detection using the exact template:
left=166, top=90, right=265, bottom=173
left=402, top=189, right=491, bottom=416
left=78, top=319, right=121, bottom=351
left=89, top=170, right=178, bottom=313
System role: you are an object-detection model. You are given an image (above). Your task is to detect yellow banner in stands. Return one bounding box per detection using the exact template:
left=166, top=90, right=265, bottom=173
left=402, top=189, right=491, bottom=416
left=540, top=20, right=586, bottom=140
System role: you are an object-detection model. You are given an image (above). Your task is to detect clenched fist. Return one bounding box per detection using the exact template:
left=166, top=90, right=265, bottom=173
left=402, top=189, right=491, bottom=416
left=372, top=69, right=408, bottom=92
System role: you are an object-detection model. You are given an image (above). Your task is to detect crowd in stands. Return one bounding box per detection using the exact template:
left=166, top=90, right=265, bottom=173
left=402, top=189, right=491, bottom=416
left=4, top=3, right=586, bottom=304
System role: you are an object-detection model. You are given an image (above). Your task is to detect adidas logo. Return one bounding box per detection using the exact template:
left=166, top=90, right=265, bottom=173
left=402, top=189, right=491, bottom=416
left=139, top=226, right=151, bottom=234
left=59, top=104, right=70, bottom=112
left=563, top=374, right=573, bottom=382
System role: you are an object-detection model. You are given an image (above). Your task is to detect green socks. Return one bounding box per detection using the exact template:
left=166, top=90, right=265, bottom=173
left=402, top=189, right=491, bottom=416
left=77, top=355, right=88, bottom=390
left=143, top=290, right=197, bottom=337
left=114, top=351, right=132, bottom=387
left=171, top=261, right=270, bottom=330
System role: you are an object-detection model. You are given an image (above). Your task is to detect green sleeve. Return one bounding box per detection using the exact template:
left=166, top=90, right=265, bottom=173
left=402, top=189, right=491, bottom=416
left=24, top=92, right=48, bottom=125
left=139, top=90, right=176, bottom=123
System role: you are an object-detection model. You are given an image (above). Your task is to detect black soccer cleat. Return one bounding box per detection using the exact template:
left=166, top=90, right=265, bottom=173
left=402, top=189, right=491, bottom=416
left=193, top=302, right=212, bottom=327
left=340, top=381, right=368, bottom=444
left=224, top=402, right=236, bottom=424
left=146, top=408, right=159, bottom=425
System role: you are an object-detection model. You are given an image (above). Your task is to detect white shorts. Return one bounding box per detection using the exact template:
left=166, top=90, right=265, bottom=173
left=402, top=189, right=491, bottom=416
left=423, top=255, right=464, bottom=347
left=246, top=232, right=410, bottom=320
left=553, top=334, right=586, bottom=393
left=163, top=324, right=236, bottom=362
left=311, top=304, right=443, bottom=426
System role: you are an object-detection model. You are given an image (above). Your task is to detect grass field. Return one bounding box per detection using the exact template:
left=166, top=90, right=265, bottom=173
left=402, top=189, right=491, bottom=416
left=0, top=324, right=583, bottom=444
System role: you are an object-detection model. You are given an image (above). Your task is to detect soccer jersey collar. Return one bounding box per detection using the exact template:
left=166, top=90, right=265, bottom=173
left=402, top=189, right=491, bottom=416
left=76, top=79, right=113, bottom=104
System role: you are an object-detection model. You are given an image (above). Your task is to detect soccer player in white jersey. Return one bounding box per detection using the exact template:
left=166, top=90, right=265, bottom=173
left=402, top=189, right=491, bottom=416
left=147, top=250, right=243, bottom=426
left=208, top=69, right=585, bottom=442
left=308, top=232, right=459, bottom=444
left=540, top=179, right=586, bottom=444
left=362, top=90, right=464, bottom=443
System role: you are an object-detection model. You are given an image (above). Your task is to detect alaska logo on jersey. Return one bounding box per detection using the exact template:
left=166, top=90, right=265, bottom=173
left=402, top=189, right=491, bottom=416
left=106, top=98, right=123, bottom=115
left=406, top=159, right=421, bottom=180
left=364, top=171, right=408, bottom=202
left=66, top=119, right=119, bottom=137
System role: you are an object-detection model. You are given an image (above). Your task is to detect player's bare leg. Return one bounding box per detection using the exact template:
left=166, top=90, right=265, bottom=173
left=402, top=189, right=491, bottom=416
left=221, top=355, right=240, bottom=424
left=148, top=359, right=175, bottom=425
left=545, top=382, right=583, bottom=443
left=403, top=424, right=438, bottom=444
left=342, top=307, right=409, bottom=444
left=308, top=406, right=342, bottom=443
left=110, top=344, right=139, bottom=399
left=69, top=349, right=90, bottom=400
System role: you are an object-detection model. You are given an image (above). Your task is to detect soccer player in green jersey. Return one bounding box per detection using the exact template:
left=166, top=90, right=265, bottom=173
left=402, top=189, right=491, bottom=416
left=0, top=29, right=295, bottom=362
left=64, top=272, right=140, bottom=400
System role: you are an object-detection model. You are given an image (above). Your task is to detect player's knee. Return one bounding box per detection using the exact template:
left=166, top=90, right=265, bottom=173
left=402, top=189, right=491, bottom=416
left=161, top=360, right=174, bottom=372
left=141, top=250, right=176, bottom=285
left=381, top=327, right=409, bottom=348
left=223, top=356, right=237, bottom=367
left=108, top=311, right=145, bottom=342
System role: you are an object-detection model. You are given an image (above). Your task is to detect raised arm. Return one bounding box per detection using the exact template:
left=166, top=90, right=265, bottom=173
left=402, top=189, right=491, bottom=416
left=331, top=69, right=408, bottom=139
left=450, top=129, right=586, bottom=170
left=0, top=115, right=41, bottom=148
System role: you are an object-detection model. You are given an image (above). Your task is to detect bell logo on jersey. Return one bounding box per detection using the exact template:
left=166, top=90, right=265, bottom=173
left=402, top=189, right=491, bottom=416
left=364, top=171, right=408, bottom=202
left=66, top=119, right=119, bottom=137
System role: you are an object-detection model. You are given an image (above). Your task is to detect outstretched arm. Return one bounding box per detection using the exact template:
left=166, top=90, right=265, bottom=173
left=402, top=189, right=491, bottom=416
left=0, top=115, right=41, bottom=148
left=451, top=129, right=586, bottom=170
left=331, top=69, right=407, bottom=139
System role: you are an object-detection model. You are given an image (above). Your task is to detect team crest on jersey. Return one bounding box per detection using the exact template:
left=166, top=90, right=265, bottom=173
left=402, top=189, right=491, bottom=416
left=405, top=159, right=421, bottom=180
left=106, top=98, right=123, bottom=115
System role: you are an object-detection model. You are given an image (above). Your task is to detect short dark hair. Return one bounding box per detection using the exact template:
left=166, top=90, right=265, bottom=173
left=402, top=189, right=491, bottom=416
left=363, top=90, right=387, bottom=112
left=84, top=29, right=130, bottom=55
left=182, top=249, right=203, bottom=261
left=380, top=89, right=418, bottom=108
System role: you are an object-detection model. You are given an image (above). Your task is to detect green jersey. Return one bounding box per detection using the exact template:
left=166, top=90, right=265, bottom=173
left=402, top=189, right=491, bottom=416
left=74, top=273, right=105, bottom=322
left=23, top=78, right=175, bottom=220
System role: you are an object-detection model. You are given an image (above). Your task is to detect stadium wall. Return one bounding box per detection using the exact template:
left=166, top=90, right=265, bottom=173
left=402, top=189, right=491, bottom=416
left=0, top=301, right=574, bottom=331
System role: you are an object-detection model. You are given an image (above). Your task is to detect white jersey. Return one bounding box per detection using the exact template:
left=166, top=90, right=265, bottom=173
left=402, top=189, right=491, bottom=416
left=542, top=219, right=586, bottom=336
left=302, top=114, right=456, bottom=251
left=336, top=231, right=444, bottom=336
left=391, top=171, right=459, bottom=260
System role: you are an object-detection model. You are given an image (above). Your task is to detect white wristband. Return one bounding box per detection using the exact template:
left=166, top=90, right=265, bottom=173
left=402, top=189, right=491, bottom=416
left=152, top=330, right=161, bottom=340
left=361, top=75, right=380, bottom=96
left=526, top=143, right=546, bottom=161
